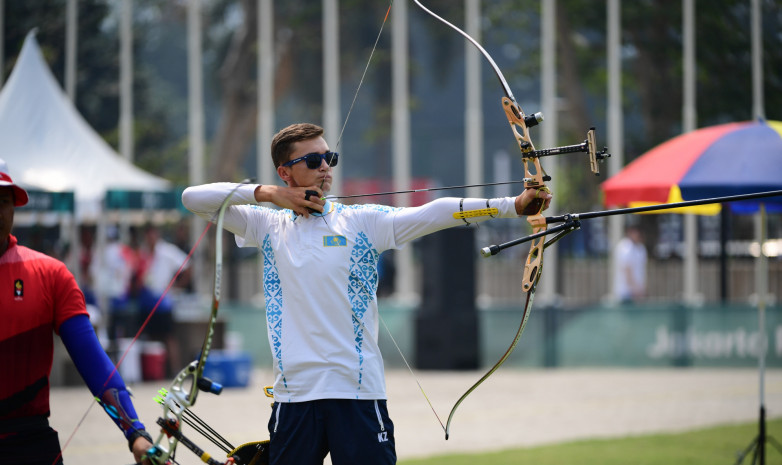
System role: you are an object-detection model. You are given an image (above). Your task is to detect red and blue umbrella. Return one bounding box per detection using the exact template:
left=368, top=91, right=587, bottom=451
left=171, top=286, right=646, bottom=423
left=601, top=119, right=782, bottom=213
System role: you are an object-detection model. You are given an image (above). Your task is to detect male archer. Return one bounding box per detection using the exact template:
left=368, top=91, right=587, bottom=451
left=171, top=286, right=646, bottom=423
left=182, top=122, right=551, bottom=464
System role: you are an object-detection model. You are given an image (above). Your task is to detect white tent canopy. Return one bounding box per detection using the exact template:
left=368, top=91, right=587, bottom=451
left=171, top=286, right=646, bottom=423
left=0, top=31, right=170, bottom=220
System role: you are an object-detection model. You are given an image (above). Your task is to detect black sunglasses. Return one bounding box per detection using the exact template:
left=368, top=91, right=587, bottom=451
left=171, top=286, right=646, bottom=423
left=282, top=151, right=339, bottom=169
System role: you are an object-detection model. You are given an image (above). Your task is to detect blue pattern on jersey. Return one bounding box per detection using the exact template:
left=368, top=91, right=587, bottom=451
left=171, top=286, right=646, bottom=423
left=347, top=231, right=380, bottom=392
left=262, top=233, right=287, bottom=388
left=335, top=202, right=401, bottom=214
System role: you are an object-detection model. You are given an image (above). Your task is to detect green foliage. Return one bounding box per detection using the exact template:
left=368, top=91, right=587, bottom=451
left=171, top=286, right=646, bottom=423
left=4, top=0, right=114, bottom=132
left=400, top=418, right=782, bottom=465
left=5, top=0, right=782, bottom=194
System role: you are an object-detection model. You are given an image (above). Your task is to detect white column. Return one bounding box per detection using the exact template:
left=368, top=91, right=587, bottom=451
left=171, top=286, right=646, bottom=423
left=751, top=0, right=767, bottom=411
left=65, top=0, right=77, bottom=101
left=539, top=0, right=558, bottom=302
left=464, top=0, right=483, bottom=199
left=683, top=0, right=699, bottom=305
left=187, top=0, right=206, bottom=294
left=258, top=0, right=275, bottom=187
left=392, top=0, right=415, bottom=301
left=751, top=0, right=764, bottom=120
left=120, top=0, right=133, bottom=161
left=323, top=0, right=342, bottom=195
left=607, top=0, right=624, bottom=302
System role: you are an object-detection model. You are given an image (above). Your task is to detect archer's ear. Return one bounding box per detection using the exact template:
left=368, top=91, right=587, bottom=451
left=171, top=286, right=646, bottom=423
left=277, top=165, right=292, bottom=184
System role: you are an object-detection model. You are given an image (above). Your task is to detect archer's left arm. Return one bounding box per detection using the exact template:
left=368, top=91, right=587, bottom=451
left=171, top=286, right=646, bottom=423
left=59, top=315, right=153, bottom=460
left=390, top=195, right=528, bottom=246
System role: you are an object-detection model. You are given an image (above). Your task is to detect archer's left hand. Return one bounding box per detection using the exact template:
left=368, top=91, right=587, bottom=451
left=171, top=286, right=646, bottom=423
left=132, top=436, right=154, bottom=465
left=515, top=187, right=552, bottom=216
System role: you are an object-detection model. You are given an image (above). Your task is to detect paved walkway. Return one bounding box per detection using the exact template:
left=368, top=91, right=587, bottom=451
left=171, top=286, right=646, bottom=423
left=49, top=368, right=782, bottom=464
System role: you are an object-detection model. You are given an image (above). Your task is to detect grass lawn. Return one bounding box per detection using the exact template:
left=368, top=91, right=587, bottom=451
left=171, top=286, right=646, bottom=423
left=399, top=417, right=782, bottom=465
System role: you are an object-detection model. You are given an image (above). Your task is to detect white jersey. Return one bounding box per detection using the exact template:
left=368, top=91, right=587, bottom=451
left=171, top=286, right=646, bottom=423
left=182, top=183, right=520, bottom=402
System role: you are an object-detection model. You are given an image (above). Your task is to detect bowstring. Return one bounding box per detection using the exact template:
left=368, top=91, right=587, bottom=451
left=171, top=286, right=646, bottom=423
left=316, top=210, right=447, bottom=434
left=319, top=0, right=446, bottom=433
left=333, top=1, right=394, bottom=153
left=376, top=311, right=447, bottom=433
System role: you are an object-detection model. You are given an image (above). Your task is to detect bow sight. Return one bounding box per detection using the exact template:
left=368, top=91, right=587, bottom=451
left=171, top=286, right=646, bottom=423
left=524, top=127, right=611, bottom=176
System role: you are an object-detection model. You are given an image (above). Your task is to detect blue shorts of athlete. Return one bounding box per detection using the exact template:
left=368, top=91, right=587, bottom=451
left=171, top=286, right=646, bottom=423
left=268, top=399, right=396, bottom=465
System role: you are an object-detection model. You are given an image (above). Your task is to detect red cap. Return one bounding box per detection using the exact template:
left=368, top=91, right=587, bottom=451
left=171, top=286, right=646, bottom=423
left=0, top=159, right=29, bottom=207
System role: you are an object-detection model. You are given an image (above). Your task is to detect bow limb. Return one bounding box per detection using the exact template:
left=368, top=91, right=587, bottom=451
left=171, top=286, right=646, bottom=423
left=412, top=1, right=550, bottom=439
left=411, top=0, right=550, bottom=288
left=412, top=0, right=515, bottom=102
left=147, top=182, right=249, bottom=465
left=444, top=287, right=537, bottom=439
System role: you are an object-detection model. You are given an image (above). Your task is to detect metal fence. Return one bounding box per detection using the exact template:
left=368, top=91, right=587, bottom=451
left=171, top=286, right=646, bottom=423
left=235, top=253, right=781, bottom=308
left=478, top=257, right=782, bottom=308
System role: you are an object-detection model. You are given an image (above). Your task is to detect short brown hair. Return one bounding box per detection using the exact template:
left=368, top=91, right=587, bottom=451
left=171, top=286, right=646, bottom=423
left=271, top=123, right=324, bottom=168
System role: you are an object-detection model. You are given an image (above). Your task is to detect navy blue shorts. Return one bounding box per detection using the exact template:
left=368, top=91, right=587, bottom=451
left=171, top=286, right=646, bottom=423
left=268, top=399, right=396, bottom=465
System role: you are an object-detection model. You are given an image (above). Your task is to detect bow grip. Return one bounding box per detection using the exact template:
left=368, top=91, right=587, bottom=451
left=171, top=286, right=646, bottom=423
left=521, top=196, right=545, bottom=216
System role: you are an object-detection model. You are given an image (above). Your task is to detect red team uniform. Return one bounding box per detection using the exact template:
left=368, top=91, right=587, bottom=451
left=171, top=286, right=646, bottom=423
left=0, top=235, right=88, bottom=423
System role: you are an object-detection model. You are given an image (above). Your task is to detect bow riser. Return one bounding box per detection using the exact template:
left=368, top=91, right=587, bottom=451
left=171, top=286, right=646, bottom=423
left=522, top=218, right=546, bottom=291
left=501, top=97, right=546, bottom=188
left=148, top=363, right=198, bottom=463
left=501, top=96, right=549, bottom=291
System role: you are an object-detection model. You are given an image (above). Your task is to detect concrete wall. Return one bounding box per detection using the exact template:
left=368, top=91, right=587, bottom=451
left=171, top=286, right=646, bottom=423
left=221, top=301, right=782, bottom=369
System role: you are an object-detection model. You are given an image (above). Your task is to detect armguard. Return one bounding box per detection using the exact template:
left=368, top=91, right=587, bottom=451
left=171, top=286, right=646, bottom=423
left=60, top=315, right=147, bottom=439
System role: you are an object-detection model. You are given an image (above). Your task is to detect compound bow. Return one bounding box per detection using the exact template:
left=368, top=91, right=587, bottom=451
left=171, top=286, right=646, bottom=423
left=145, top=182, right=249, bottom=465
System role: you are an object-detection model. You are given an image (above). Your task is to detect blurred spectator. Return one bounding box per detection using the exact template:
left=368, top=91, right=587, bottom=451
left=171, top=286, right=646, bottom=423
left=136, top=223, right=189, bottom=376
left=613, top=225, right=647, bottom=304
left=172, top=221, right=195, bottom=292
left=91, top=226, right=136, bottom=342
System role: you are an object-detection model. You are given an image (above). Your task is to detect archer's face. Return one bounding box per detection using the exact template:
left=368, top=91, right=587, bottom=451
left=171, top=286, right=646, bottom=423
left=0, top=188, right=15, bottom=243
left=277, top=136, right=334, bottom=193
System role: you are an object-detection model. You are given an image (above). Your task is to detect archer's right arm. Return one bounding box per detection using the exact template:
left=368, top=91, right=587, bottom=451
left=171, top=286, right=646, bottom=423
left=181, top=183, right=259, bottom=237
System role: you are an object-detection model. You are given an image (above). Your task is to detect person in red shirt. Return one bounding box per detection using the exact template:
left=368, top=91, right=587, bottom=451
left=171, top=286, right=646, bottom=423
left=0, top=160, right=153, bottom=465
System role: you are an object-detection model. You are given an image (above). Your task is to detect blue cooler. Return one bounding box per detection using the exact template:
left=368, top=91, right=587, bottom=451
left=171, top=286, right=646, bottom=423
left=202, top=350, right=252, bottom=388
